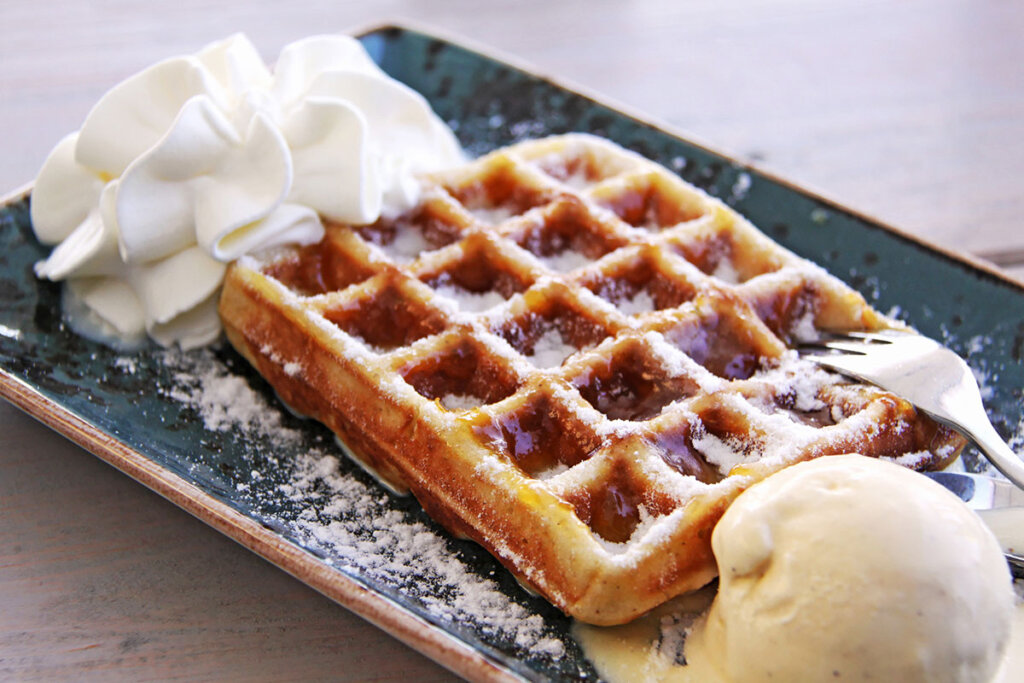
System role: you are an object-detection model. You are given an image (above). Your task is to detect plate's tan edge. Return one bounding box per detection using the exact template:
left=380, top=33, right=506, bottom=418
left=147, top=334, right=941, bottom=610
left=5, top=23, right=1022, bottom=680
left=0, top=369, right=522, bottom=683
left=1, top=183, right=31, bottom=205
left=351, top=19, right=1024, bottom=291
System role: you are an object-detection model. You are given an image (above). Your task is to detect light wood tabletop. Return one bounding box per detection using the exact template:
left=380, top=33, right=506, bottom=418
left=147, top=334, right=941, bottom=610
left=2, top=1, right=1022, bottom=680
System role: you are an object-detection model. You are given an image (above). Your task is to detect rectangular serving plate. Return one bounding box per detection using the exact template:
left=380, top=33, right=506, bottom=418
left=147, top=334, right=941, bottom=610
left=2, top=23, right=1023, bottom=683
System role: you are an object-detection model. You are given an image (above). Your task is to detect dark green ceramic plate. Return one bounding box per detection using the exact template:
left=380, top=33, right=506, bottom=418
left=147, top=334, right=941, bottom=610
left=1, top=24, right=1022, bottom=682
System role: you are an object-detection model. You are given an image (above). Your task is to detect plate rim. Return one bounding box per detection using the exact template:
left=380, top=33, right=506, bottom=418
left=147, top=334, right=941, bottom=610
left=0, top=368, right=524, bottom=683
left=351, top=19, right=1024, bottom=293
left=2, top=20, right=1022, bottom=683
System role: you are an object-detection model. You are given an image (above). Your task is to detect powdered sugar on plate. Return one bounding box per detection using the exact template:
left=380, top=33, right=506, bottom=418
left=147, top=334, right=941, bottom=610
left=930, top=329, right=1024, bottom=478
left=284, top=451, right=564, bottom=657
left=167, top=352, right=292, bottom=437
left=160, top=347, right=567, bottom=663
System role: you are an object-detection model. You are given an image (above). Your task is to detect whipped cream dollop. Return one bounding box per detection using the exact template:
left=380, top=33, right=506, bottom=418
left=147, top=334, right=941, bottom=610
left=31, top=34, right=464, bottom=348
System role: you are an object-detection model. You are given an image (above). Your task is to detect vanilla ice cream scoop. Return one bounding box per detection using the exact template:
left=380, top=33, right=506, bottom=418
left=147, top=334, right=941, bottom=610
left=687, top=454, right=1014, bottom=683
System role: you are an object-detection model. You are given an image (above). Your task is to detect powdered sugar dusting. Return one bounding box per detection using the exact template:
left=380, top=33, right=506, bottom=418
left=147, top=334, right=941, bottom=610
left=160, top=347, right=567, bottom=662
left=617, top=289, right=656, bottom=316
left=642, top=331, right=691, bottom=379
left=729, top=171, right=752, bottom=202
left=1011, top=420, right=1024, bottom=462
left=538, top=249, right=593, bottom=273
left=441, top=393, right=485, bottom=411
left=434, top=283, right=506, bottom=312
left=882, top=450, right=932, bottom=468
left=381, top=222, right=430, bottom=263
left=528, top=327, right=577, bottom=368
left=113, top=356, right=138, bottom=373
left=711, top=258, right=741, bottom=284
left=470, top=206, right=517, bottom=225
left=931, top=329, right=1023, bottom=478
left=754, top=352, right=837, bottom=412
left=168, top=356, right=291, bottom=437
left=284, top=452, right=564, bottom=657
left=789, top=306, right=819, bottom=343
left=692, top=430, right=750, bottom=475
left=561, top=168, right=593, bottom=191
left=535, top=462, right=570, bottom=480
left=595, top=505, right=665, bottom=555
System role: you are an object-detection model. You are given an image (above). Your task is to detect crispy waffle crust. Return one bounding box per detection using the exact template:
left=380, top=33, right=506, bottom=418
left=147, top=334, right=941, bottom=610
left=220, top=134, right=964, bottom=625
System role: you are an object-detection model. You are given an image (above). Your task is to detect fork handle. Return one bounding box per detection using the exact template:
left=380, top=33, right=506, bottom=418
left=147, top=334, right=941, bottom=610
left=963, top=419, right=1024, bottom=491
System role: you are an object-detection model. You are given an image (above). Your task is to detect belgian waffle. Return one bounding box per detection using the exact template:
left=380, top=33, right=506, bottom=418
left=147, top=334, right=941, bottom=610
left=219, top=134, right=965, bottom=625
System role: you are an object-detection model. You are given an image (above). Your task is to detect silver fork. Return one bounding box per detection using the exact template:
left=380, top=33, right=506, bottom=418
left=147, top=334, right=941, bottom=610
left=802, top=330, right=1024, bottom=490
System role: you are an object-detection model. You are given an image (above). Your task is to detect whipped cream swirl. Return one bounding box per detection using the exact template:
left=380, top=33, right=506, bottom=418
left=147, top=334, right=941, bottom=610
left=31, top=34, right=463, bottom=348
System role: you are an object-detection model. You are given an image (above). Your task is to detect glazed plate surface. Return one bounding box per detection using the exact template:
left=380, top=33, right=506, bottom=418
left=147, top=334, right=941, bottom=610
left=1, top=24, right=1023, bottom=682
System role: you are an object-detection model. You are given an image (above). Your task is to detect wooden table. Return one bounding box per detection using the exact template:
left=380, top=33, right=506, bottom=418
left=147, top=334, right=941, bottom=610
left=2, top=1, right=1022, bottom=679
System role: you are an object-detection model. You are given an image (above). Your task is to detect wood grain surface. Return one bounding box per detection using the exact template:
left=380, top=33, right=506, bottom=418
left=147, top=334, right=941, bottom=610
left=1, top=0, right=1022, bottom=680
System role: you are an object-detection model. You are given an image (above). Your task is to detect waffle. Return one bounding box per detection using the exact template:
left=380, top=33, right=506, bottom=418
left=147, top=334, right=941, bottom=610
left=219, top=134, right=965, bottom=625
